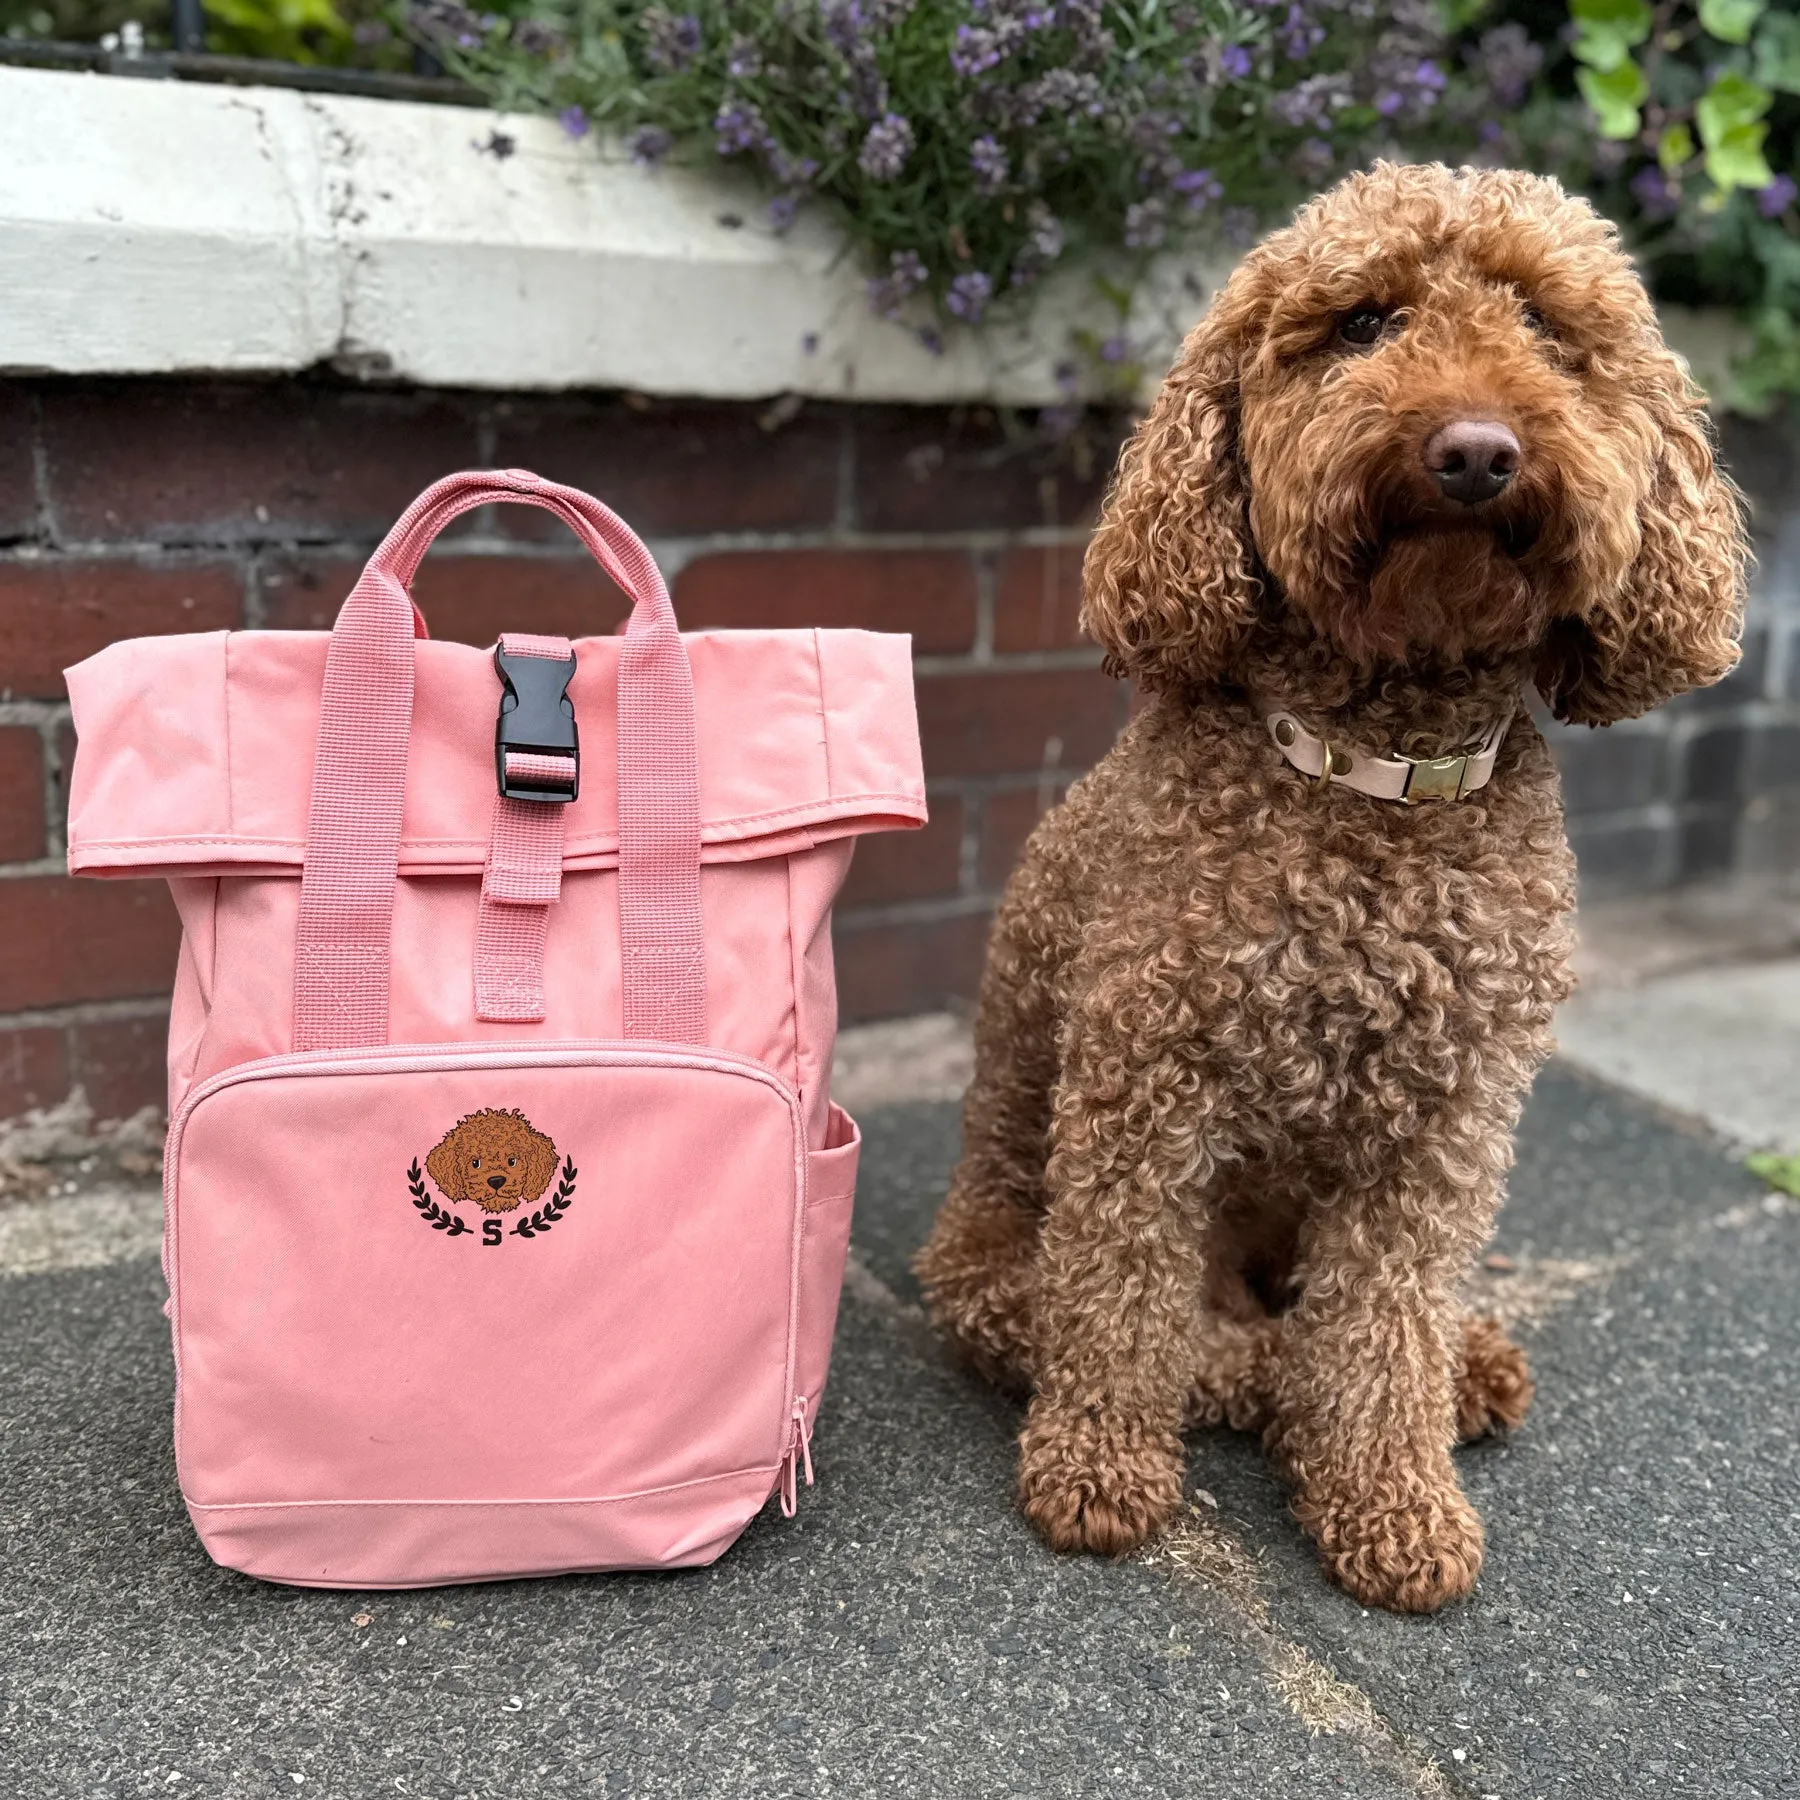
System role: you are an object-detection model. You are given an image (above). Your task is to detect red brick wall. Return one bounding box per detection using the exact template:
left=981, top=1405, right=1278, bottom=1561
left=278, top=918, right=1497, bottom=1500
left=0, top=378, right=1131, bottom=1123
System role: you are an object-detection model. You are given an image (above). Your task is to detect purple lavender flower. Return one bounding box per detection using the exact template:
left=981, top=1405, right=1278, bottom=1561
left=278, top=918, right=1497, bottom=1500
left=768, top=194, right=801, bottom=232
left=1270, top=73, right=1349, bottom=131
left=1466, top=23, right=1542, bottom=111
left=727, top=35, right=762, bottom=80
left=715, top=100, right=772, bottom=158
left=559, top=105, right=590, bottom=141
left=1758, top=175, right=1798, bottom=219
left=946, top=270, right=994, bottom=323
left=970, top=135, right=1009, bottom=196
left=1098, top=334, right=1130, bottom=364
left=628, top=124, right=671, bottom=166
left=1219, top=43, right=1253, bottom=81
left=859, top=112, right=915, bottom=182
left=1124, top=198, right=1167, bottom=249
left=951, top=24, right=1004, bottom=78
left=918, top=326, right=945, bottom=356
left=644, top=9, right=702, bottom=73
left=824, top=0, right=865, bottom=60
left=1223, top=206, right=1259, bottom=249
left=1630, top=165, right=1679, bottom=221
left=1172, top=167, right=1223, bottom=213
left=769, top=148, right=821, bottom=189
left=1014, top=69, right=1104, bottom=127
left=1280, top=3, right=1324, bottom=60
left=1029, top=205, right=1065, bottom=261
left=1292, top=137, right=1334, bottom=180
left=868, top=248, right=929, bottom=317
left=509, top=15, right=560, bottom=53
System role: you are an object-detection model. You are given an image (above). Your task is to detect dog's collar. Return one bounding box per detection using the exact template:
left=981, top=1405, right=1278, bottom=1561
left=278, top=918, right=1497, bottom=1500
left=1261, top=705, right=1513, bottom=803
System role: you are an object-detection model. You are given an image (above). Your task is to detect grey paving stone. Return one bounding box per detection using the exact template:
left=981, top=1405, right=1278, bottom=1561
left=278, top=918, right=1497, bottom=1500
left=1, top=1068, right=1791, bottom=1799
left=0, top=1252, right=1412, bottom=1799
left=852, top=1068, right=1800, bottom=1800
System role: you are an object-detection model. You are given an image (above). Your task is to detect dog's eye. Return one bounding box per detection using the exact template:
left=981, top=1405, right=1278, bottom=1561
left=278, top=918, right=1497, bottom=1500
left=1337, top=305, right=1388, bottom=348
left=470, top=1157, right=480, bottom=1169
left=508, top=1157, right=517, bottom=1167
left=1522, top=303, right=1553, bottom=338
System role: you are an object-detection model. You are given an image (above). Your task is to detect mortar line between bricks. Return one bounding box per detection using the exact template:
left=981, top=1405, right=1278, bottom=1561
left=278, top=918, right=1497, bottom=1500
left=0, top=998, right=171, bottom=1032
left=1, top=525, right=1098, bottom=564
left=835, top=893, right=998, bottom=930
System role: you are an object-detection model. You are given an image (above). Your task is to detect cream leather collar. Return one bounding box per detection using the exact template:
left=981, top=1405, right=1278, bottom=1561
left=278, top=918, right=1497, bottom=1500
left=1262, top=706, right=1513, bottom=804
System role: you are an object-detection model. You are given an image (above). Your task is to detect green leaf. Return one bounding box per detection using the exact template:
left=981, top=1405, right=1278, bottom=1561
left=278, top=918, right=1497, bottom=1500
left=1697, top=70, right=1774, bottom=142
left=1754, top=13, right=1800, bottom=92
left=1699, top=0, right=1765, bottom=45
left=1745, top=1151, right=1800, bottom=1198
left=1657, top=122, right=1695, bottom=171
left=1704, top=120, right=1776, bottom=191
left=1577, top=58, right=1649, bottom=138
left=1570, top=0, right=1654, bottom=71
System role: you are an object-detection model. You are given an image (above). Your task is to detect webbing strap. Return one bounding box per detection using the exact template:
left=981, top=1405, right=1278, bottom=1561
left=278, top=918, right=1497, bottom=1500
left=292, top=469, right=707, bottom=1049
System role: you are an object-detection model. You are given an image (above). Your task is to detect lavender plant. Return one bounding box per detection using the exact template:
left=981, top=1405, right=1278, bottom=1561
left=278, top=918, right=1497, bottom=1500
left=409, top=0, right=1450, bottom=359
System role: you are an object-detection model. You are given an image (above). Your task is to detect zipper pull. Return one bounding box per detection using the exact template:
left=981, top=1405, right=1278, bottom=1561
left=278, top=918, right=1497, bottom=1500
left=778, top=1396, right=815, bottom=1519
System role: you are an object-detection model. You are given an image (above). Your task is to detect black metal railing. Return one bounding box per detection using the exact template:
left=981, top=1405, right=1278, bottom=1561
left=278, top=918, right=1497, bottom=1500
left=0, top=4, right=469, bottom=103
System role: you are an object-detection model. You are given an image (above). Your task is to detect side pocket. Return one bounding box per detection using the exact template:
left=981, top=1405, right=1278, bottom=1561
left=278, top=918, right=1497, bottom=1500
left=795, top=1103, right=861, bottom=1418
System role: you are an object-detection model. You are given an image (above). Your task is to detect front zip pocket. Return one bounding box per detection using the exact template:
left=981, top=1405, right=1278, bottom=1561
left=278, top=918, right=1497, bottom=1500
left=165, top=1041, right=808, bottom=1557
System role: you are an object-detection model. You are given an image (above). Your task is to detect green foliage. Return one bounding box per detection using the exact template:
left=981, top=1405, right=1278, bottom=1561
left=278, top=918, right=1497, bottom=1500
left=1470, top=0, right=1798, bottom=412
left=205, top=0, right=351, bottom=63
left=0, top=0, right=405, bottom=64
left=1568, top=0, right=1652, bottom=73
left=1745, top=1151, right=1800, bottom=1199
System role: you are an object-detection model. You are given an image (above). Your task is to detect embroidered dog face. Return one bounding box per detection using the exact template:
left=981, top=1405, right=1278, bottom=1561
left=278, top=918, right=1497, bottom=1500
left=425, top=1109, right=559, bottom=1214
left=1082, top=162, right=1745, bottom=721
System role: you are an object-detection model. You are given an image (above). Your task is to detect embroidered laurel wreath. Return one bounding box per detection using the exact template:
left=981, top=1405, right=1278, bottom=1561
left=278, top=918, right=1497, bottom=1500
left=405, top=1157, right=577, bottom=1241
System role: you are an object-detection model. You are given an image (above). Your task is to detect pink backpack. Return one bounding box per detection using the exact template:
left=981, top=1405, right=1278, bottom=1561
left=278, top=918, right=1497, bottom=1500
left=64, top=469, right=925, bottom=1589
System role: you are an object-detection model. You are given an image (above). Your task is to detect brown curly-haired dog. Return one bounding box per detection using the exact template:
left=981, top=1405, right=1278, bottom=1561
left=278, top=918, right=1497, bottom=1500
left=915, top=163, right=1746, bottom=1613
left=426, top=1109, right=560, bottom=1214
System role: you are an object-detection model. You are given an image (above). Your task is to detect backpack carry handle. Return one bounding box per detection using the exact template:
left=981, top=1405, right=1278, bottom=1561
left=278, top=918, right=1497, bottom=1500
left=292, top=469, right=707, bottom=1052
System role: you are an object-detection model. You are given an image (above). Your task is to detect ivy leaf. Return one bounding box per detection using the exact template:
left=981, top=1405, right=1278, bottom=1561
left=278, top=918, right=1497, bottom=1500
left=1697, top=70, right=1774, bottom=141
left=1755, top=13, right=1800, bottom=93
left=1706, top=122, right=1776, bottom=191
left=1699, top=0, right=1765, bottom=45
left=1570, top=0, right=1654, bottom=72
left=1577, top=59, right=1649, bottom=138
left=1657, top=122, right=1695, bottom=171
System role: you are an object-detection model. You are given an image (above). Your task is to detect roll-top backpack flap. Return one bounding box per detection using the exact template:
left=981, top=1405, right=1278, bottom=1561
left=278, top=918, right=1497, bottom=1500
left=64, top=468, right=922, bottom=1589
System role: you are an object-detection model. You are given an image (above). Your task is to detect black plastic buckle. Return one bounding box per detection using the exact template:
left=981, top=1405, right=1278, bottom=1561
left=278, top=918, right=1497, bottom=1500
left=494, top=645, right=579, bottom=803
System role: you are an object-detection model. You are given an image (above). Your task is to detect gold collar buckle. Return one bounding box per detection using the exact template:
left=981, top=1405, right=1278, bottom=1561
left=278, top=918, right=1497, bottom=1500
left=1401, top=752, right=1470, bottom=804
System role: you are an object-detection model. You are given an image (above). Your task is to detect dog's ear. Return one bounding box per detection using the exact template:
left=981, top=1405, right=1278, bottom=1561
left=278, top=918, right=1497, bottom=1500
left=1535, top=352, right=1747, bottom=726
left=1080, top=288, right=1262, bottom=692
left=519, top=1127, right=559, bottom=1202
left=425, top=1122, right=469, bottom=1204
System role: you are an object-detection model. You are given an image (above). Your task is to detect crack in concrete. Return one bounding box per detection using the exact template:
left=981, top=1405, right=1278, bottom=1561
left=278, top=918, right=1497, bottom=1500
left=1145, top=1509, right=1467, bottom=1796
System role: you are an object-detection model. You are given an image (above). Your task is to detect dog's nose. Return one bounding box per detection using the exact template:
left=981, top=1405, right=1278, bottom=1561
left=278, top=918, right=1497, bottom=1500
left=487, top=1174, right=507, bottom=1190
left=1423, top=420, right=1519, bottom=505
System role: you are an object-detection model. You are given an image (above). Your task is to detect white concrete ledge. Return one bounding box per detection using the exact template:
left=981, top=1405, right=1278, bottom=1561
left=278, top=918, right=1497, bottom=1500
left=0, top=63, right=1744, bottom=408
left=0, top=63, right=1214, bottom=405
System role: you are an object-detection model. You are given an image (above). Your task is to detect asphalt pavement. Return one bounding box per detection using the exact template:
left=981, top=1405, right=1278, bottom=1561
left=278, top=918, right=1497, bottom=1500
left=0, top=1065, right=1795, bottom=1799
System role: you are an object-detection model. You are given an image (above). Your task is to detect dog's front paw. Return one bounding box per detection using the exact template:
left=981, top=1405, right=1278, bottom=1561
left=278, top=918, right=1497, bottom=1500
left=1457, top=1316, right=1534, bottom=1441
left=1300, top=1481, right=1485, bottom=1613
left=1016, top=1403, right=1184, bottom=1556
